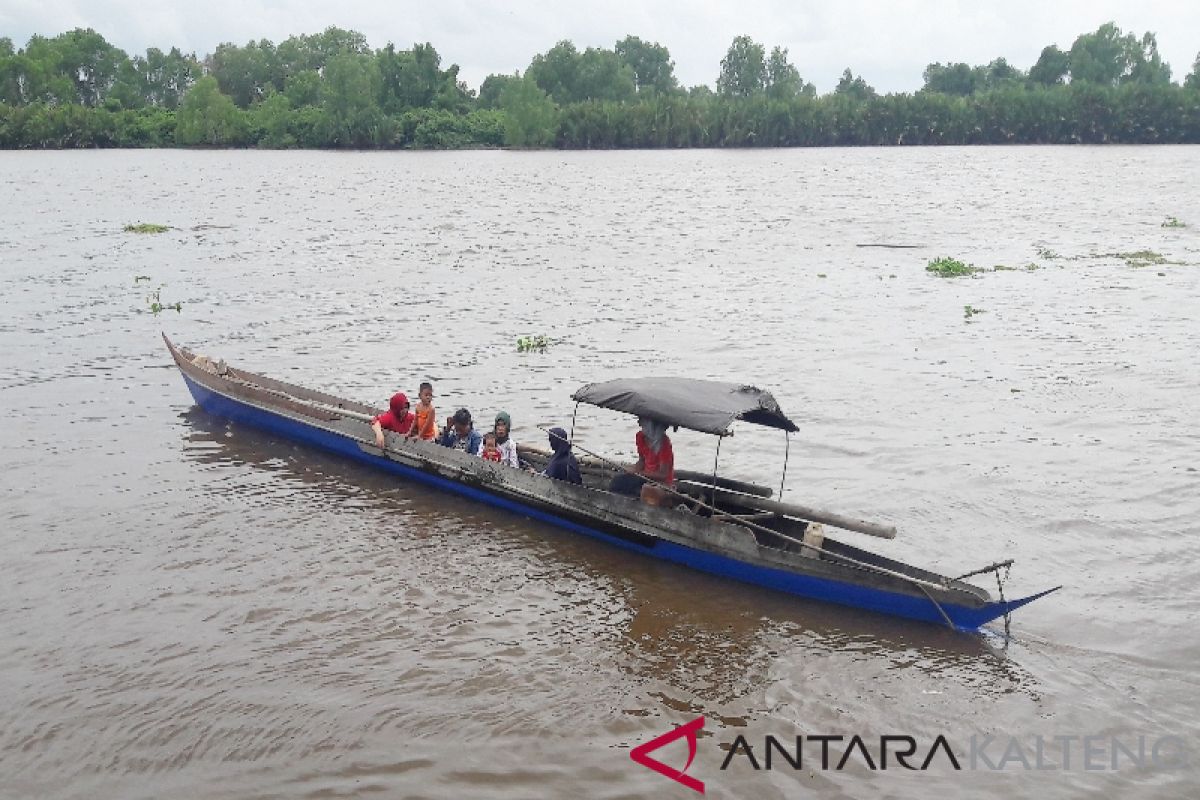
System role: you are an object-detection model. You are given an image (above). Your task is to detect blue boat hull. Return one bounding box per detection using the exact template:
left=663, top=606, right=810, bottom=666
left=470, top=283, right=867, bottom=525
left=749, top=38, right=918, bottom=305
left=176, top=371, right=1054, bottom=632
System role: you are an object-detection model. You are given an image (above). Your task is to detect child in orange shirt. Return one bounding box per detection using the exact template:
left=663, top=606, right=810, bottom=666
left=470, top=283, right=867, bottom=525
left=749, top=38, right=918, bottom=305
left=407, top=382, right=438, bottom=441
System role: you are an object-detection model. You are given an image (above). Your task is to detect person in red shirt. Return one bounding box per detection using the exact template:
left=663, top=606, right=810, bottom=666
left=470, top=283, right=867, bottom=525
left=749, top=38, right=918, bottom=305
left=610, top=417, right=676, bottom=506
left=372, top=392, right=415, bottom=449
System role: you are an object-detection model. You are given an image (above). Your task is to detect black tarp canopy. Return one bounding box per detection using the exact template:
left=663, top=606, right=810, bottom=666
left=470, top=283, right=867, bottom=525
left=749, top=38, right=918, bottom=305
left=571, top=377, right=799, bottom=436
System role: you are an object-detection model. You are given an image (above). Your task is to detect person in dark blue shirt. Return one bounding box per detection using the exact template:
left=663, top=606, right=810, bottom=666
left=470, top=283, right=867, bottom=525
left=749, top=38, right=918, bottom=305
left=543, top=427, right=582, bottom=485
left=438, top=408, right=483, bottom=455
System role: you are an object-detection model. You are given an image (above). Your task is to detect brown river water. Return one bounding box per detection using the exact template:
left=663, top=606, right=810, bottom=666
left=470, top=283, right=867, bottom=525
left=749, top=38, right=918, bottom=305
left=1, top=147, right=1198, bottom=798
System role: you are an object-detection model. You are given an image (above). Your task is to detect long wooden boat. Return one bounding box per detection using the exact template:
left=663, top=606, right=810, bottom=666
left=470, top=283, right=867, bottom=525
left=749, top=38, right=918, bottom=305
left=164, top=334, right=1059, bottom=632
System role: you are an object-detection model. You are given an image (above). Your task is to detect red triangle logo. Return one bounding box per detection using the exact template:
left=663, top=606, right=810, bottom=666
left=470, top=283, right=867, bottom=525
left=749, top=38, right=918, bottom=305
left=630, top=716, right=705, bottom=794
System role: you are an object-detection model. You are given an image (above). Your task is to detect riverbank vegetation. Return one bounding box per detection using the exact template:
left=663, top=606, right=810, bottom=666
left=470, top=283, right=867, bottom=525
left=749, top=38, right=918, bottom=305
left=2, top=23, right=1198, bottom=149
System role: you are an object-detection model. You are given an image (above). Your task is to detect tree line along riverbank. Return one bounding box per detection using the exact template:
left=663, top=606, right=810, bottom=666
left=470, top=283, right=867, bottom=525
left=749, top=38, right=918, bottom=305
left=2, top=23, right=1198, bottom=149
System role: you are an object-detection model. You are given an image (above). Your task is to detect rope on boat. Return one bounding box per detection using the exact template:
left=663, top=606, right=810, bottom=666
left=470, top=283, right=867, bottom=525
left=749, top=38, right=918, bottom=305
left=918, top=585, right=956, bottom=631
left=995, top=561, right=1013, bottom=640
left=948, top=559, right=1014, bottom=583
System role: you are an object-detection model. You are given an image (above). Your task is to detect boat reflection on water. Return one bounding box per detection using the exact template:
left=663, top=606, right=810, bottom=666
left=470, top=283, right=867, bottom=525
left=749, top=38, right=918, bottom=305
left=178, top=409, right=1034, bottom=709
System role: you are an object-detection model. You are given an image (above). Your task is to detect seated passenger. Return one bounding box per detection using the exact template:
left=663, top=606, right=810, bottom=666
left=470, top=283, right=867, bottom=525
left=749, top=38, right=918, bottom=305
left=492, top=411, right=521, bottom=468
left=479, top=431, right=503, bottom=463
left=371, top=392, right=414, bottom=449
left=543, top=427, right=582, bottom=485
left=406, top=382, right=438, bottom=441
left=609, top=417, right=675, bottom=506
left=438, top=408, right=483, bottom=455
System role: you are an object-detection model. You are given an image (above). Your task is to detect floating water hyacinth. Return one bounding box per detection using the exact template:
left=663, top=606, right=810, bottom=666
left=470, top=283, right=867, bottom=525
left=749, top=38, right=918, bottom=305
left=516, top=335, right=550, bottom=352
left=926, top=256, right=981, bottom=278
left=124, top=223, right=171, bottom=234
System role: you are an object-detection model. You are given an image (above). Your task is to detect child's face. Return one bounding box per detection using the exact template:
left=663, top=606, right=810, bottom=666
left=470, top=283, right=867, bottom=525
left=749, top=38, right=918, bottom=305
left=484, top=436, right=496, bottom=450
left=419, top=388, right=433, bottom=403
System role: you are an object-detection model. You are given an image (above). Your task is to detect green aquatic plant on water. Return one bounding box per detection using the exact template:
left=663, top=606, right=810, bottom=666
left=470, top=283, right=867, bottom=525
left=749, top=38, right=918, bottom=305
left=1034, top=246, right=1061, bottom=260
left=133, top=275, right=152, bottom=284
left=517, top=335, right=550, bottom=352
left=145, top=284, right=182, bottom=314
left=963, top=305, right=986, bottom=321
left=926, top=256, right=981, bottom=278
left=1110, top=250, right=1167, bottom=268
left=1161, top=217, right=1187, bottom=229
left=124, top=223, right=171, bottom=234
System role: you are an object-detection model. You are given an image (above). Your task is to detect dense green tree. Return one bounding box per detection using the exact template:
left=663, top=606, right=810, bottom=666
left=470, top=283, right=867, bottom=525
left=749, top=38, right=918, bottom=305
left=922, top=62, right=977, bottom=95
left=175, top=75, right=247, bottom=145
left=834, top=68, right=876, bottom=101
left=765, top=47, right=814, bottom=99
left=284, top=70, right=321, bottom=107
left=135, top=47, right=199, bottom=110
left=527, top=41, right=581, bottom=104
left=526, top=41, right=634, bottom=104
left=252, top=91, right=294, bottom=147
left=1028, top=45, right=1069, bottom=86
left=210, top=39, right=279, bottom=107
left=1186, top=53, right=1200, bottom=90
left=717, top=36, right=767, bottom=96
left=51, top=29, right=126, bottom=107
left=478, top=73, right=517, bottom=109
left=378, top=42, right=472, bottom=113
left=614, top=35, right=678, bottom=94
left=321, top=53, right=383, bottom=146
left=574, top=48, right=635, bottom=103
left=979, top=58, right=1023, bottom=90
left=500, top=75, right=557, bottom=147
left=1126, top=33, right=1171, bottom=85
left=276, top=27, right=370, bottom=75
left=1069, top=23, right=1171, bottom=87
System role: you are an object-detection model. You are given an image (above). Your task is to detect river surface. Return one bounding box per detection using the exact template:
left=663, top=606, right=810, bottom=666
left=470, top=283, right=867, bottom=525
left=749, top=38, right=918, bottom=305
left=1, top=147, right=1198, bottom=799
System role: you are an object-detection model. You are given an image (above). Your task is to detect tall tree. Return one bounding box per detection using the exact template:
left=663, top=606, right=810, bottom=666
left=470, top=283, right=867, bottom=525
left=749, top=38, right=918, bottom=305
left=175, top=75, right=247, bottom=145
left=1028, top=45, right=1069, bottom=86
left=52, top=28, right=127, bottom=107
left=209, top=39, right=279, bottom=107
left=614, top=35, right=678, bottom=94
left=922, top=62, right=977, bottom=95
left=1069, top=23, right=1169, bottom=86
left=1126, top=33, right=1171, bottom=85
left=834, top=68, right=876, bottom=101
left=500, top=74, right=557, bottom=147
left=765, top=46, right=813, bottom=98
left=477, top=73, right=517, bottom=109
left=574, top=47, right=635, bottom=103
left=320, top=52, right=382, bottom=146
left=980, top=57, right=1023, bottom=90
left=527, top=40, right=581, bottom=104
left=717, top=36, right=767, bottom=97
left=136, top=47, right=199, bottom=109
left=1186, top=53, right=1200, bottom=90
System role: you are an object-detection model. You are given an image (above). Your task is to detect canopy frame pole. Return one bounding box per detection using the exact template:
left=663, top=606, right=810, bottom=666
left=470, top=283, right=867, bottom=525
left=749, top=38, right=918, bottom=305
left=569, top=401, right=581, bottom=444
left=710, top=435, right=724, bottom=499
left=779, top=430, right=791, bottom=501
